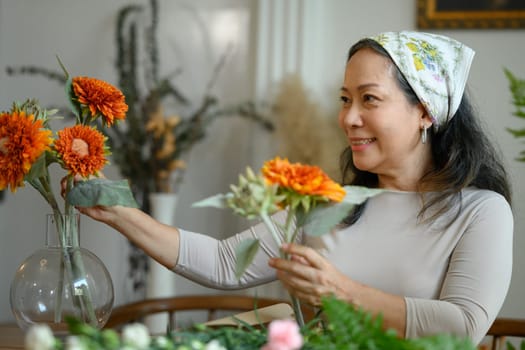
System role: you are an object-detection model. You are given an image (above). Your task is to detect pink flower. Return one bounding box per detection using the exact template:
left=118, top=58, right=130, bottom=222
left=261, top=319, right=303, bottom=350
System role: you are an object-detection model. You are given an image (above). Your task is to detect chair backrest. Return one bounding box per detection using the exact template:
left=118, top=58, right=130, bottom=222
left=104, top=294, right=290, bottom=331
left=481, top=318, right=525, bottom=350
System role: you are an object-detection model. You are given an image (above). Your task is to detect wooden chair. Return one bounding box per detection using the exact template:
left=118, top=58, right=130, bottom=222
left=104, top=294, right=293, bottom=330
left=480, top=318, right=525, bottom=350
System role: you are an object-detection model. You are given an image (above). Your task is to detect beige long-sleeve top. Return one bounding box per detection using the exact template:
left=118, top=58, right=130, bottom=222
left=173, top=188, right=513, bottom=343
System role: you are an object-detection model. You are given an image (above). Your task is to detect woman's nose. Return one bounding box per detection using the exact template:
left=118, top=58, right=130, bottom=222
left=340, top=106, right=363, bottom=129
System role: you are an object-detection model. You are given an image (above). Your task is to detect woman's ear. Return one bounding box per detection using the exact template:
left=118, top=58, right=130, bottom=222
left=419, top=106, right=433, bottom=129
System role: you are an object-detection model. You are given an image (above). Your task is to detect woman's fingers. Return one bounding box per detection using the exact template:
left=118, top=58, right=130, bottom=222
left=281, top=243, right=325, bottom=269
left=60, top=173, right=106, bottom=199
left=290, top=254, right=310, bottom=266
left=271, top=243, right=352, bottom=305
left=60, top=177, right=68, bottom=198
left=276, top=268, right=327, bottom=306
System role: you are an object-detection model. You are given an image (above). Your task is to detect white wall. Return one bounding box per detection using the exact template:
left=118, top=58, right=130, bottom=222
left=1, top=0, right=524, bottom=325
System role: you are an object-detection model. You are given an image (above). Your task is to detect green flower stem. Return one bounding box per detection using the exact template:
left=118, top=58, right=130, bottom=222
left=28, top=177, right=67, bottom=322
left=261, top=209, right=305, bottom=328
left=290, top=225, right=301, bottom=247
left=260, top=213, right=284, bottom=258
left=65, top=177, right=78, bottom=246
left=54, top=211, right=98, bottom=326
left=30, top=176, right=61, bottom=214
left=53, top=212, right=67, bottom=323
left=64, top=189, right=98, bottom=326
left=283, top=207, right=305, bottom=328
left=283, top=207, right=296, bottom=244
left=292, top=297, right=305, bottom=328
left=70, top=248, right=98, bottom=325
left=55, top=233, right=65, bottom=321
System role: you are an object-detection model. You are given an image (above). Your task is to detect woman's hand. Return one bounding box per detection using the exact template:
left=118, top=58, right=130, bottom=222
left=60, top=173, right=118, bottom=223
left=268, top=243, right=355, bottom=307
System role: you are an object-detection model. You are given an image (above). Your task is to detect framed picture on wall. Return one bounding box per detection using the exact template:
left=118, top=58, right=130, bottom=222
left=417, top=0, right=525, bottom=29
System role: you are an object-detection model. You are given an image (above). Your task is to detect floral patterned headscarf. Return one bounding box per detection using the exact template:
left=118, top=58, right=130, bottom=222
left=370, top=31, right=475, bottom=130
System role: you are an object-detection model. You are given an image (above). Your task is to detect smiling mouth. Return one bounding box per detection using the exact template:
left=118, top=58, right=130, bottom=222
left=351, top=138, right=376, bottom=145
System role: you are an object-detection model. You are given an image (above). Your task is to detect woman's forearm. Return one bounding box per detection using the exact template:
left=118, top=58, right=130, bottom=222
left=344, top=279, right=407, bottom=337
left=104, top=206, right=181, bottom=269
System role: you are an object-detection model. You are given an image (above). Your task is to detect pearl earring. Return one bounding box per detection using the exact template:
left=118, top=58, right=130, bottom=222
left=421, top=126, right=428, bottom=144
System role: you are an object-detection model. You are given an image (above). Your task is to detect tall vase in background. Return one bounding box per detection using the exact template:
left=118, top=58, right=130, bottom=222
left=10, top=214, right=114, bottom=333
left=146, top=192, right=178, bottom=333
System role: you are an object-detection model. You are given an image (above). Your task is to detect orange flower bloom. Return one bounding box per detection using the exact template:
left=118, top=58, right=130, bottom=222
left=72, top=76, right=128, bottom=126
left=0, top=110, right=52, bottom=191
left=262, top=157, right=346, bottom=202
left=54, top=125, right=108, bottom=177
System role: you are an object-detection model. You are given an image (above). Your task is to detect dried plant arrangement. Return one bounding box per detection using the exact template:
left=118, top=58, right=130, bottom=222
left=5, top=0, right=273, bottom=212
left=272, top=74, right=346, bottom=181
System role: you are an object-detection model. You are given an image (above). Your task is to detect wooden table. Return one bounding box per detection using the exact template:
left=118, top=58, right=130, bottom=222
left=0, top=324, right=24, bottom=350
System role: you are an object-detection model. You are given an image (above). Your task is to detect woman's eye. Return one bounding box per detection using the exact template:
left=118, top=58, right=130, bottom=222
left=340, top=96, right=350, bottom=104
left=363, top=94, right=377, bottom=103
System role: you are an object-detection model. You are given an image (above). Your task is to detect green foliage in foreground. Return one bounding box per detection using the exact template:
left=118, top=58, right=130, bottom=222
left=61, top=297, right=478, bottom=350
left=302, top=297, right=475, bottom=350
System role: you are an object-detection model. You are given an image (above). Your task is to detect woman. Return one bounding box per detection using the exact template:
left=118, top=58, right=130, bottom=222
left=73, top=31, right=513, bottom=344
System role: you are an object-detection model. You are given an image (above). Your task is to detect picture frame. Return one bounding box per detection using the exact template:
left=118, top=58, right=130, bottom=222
left=417, top=0, right=525, bottom=29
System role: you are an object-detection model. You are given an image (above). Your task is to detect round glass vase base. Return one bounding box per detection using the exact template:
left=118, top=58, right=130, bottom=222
left=10, top=246, right=114, bottom=332
left=10, top=214, right=114, bottom=331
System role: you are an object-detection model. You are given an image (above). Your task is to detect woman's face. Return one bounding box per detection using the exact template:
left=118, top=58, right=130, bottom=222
left=338, top=48, right=432, bottom=188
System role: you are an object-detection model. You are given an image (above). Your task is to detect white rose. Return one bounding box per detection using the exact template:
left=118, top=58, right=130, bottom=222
left=152, top=336, right=169, bottom=347
left=25, top=324, right=55, bottom=350
left=64, top=336, right=85, bottom=350
left=189, top=339, right=204, bottom=349
left=122, top=323, right=151, bottom=349
left=204, top=340, right=226, bottom=350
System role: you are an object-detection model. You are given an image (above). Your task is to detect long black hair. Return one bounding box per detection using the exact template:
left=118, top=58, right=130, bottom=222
left=341, top=39, right=511, bottom=226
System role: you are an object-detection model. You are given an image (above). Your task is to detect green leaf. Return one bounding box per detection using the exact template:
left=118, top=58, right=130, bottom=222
left=302, top=186, right=384, bottom=236
left=302, top=200, right=356, bottom=236
left=192, top=193, right=231, bottom=209
left=506, top=341, right=517, bottom=350
left=64, top=76, right=82, bottom=120
left=507, top=127, right=525, bottom=138
left=342, top=185, right=384, bottom=204
left=65, top=316, right=98, bottom=337
left=234, top=238, right=260, bottom=280
left=66, top=179, right=139, bottom=208
left=55, top=56, right=81, bottom=120
left=24, top=153, right=48, bottom=181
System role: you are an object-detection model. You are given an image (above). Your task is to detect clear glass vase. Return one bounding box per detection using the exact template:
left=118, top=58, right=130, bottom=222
left=10, top=213, right=114, bottom=333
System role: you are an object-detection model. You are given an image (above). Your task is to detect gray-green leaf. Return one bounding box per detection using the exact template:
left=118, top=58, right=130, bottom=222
left=235, top=238, right=260, bottom=280
left=192, top=193, right=231, bottom=209
left=66, top=179, right=138, bottom=208
left=342, top=185, right=384, bottom=204
left=302, top=201, right=355, bottom=236
left=303, top=186, right=384, bottom=236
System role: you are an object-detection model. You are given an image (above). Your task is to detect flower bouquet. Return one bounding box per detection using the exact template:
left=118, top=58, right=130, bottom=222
left=0, top=58, right=137, bottom=328
left=193, top=157, right=383, bottom=327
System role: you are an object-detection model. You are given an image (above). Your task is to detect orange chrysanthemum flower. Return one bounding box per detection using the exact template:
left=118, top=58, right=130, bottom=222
left=72, top=76, right=128, bottom=126
left=0, top=110, right=52, bottom=191
left=262, top=157, right=346, bottom=202
left=54, top=125, right=108, bottom=177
